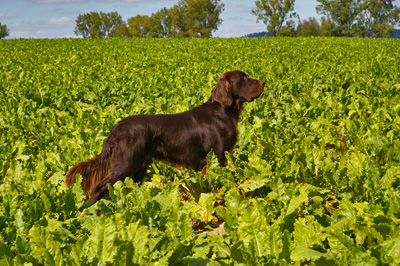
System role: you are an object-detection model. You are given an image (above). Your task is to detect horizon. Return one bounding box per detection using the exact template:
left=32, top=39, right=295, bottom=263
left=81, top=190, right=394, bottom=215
left=1, top=0, right=320, bottom=39
left=1, top=0, right=400, bottom=39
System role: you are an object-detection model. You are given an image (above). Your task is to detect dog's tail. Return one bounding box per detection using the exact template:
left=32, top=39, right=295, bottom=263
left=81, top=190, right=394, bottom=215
left=65, top=144, right=112, bottom=193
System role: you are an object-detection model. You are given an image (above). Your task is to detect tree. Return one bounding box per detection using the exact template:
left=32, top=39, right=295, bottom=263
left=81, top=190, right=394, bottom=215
left=316, top=0, right=358, bottom=36
left=0, top=22, right=9, bottom=39
left=320, top=17, right=340, bottom=36
left=125, top=0, right=224, bottom=38
left=297, top=17, right=321, bottom=36
left=127, top=15, right=152, bottom=37
left=102, top=11, right=124, bottom=37
left=113, top=21, right=129, bottom=37
left=316, top=0, right=400, bottom=37
left=74, top=11, right=124, bottom=38
left=74, top=12, right=101, bottom=38
left=357, top=0, right=400, bottom=37
left=295, top=17, right=343, bottom=37
left=252, top=0, right=297, bottom=36
left=178, top=0, right=225, bottom=37
left=169, top=1, right=191, bottom=37
left=151, top=8, right=174, bottom=38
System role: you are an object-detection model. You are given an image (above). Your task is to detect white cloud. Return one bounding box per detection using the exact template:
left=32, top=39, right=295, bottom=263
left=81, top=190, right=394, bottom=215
left=48, top=16, right=75, bottom=25
left=0, top=13, right=18, bottom=19
left=59, top=34, right=79, bottom=38
left=214, top=22, right=266, bottom=38
left=9, top=31, right=30, bottom=38
left=53, top=8, right=81, bottom=15
left=114, top=3, right=139, bottom=8
left=9, top=28, right=73, bottom=39
left=14, top=16, right=74, bottom=27
left=8, top=16, right=76, bottom=38
left=34, top=0, right=86, bottom=4
left=34, top=0, right=167, bottom=4
left=19, top=19, right=46, bottom=26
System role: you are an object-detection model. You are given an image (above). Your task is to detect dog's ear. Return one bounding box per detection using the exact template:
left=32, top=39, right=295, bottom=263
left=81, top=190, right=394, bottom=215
left=211, top=78, right=233, bottom=108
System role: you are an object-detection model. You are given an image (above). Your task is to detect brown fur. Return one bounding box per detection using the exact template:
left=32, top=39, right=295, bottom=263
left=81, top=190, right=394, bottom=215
left=65, top=154, right=111, bottom=193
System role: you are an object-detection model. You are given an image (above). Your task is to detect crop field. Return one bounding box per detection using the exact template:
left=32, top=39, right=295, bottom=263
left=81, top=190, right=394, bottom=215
left=1, top=37, right=400, bottom=265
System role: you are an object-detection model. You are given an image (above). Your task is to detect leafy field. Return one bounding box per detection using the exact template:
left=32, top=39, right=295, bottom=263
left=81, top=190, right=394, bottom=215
left=1, top=37, right=400, bottom=265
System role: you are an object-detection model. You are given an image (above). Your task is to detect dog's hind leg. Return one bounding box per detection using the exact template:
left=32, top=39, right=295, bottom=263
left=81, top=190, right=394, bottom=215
left=88, top=162, right=148, bottom=204
left=87, top=137, right=147, bottom=204
left=131, top=164, right=149, bottom=182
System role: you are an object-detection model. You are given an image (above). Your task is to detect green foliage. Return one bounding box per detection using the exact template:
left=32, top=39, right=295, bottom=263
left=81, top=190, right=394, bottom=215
left=252, top=0, right=297, bottom=36
left=126, top=15, right=155, bottom=38
left=1, top=37, right=400, bottom=264
left=316, top=0, right=359, bottom=36
left=125, top=0, right=224, bottom=38
left=0, top=22, right=9, bottom=39
left=74, top=11, right=124, bottom=38
left=316, top=0, right=400, bottom=37
left=296, top=17, right=322, bottom=37
left=357, top=0, right=400, bottom=37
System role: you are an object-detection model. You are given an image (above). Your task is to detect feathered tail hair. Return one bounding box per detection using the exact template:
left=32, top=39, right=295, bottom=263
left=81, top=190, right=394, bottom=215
left=65, top=144, right=112, bottom=193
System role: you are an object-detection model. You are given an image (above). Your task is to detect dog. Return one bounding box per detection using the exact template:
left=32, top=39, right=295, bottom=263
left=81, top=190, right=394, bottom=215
left=66, top=70, right=265, bottom=204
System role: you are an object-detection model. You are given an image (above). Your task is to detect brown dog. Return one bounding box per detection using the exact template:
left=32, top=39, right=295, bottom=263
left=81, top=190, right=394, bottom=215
left=66, top=70, right=265, bottom=204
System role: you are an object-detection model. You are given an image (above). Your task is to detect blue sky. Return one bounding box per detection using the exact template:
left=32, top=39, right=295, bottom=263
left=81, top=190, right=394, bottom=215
left=1, top=0, right=399, bottom=39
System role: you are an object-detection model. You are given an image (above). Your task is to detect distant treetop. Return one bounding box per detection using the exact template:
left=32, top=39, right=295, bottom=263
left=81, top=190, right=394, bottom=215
left=0, top=22, right=9, bottom=39
left=74, top=0, right=224, bottom=38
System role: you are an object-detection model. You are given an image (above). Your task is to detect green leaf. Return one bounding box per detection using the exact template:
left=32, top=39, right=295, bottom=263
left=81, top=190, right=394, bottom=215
left=197, top=193, right=214, bottom=224
left=0, top=242, right=14, bottom=266
left=62, top=175, right=86, bottom=217
left=338, top=198, right=356, bottom=218
left=177, top=210, right=194, bottom=241
left=281, top=230, right=291, bottom=263
left=230, top=243, right=246, bottom=264
left=168, top=239, right=194, bottom=265
left=86, top=217, right=118, bottom=264
left=326, top=217, right=356, bottom=232
left=381, top=166, right=400, bottom=189
left=28, top=225, right=65, bottom=266
left=291, top=246, right=327, bottom=262
left=381, top=238, right=400, bottom=265
left=181, top=257, right=211, bottom=266
left=63, top=235, right=88, bottom=266
left=115, top=220, right=150, bottom=265
left=285, top=184, right=309, bottom=216
left=293, top=216, right=324, bottom=249
left=238, top=178, right=269, bottom=193
left=325, top=231, right=380, bottom=264
left=237, top=204, right=282, bottom=258
left=347, top=150, right=366, bottom=177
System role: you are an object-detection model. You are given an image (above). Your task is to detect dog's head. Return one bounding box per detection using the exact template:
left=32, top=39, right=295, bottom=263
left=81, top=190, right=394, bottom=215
left=211, top=70, right=265, bottom=109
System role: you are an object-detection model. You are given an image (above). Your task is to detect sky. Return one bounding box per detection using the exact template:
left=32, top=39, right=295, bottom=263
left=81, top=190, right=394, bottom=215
left=1, top=0, right=399, bottom=39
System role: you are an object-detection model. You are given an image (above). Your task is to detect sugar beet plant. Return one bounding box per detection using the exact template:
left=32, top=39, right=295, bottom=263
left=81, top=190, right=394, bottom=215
left=1, top=37, right=400, bottom=265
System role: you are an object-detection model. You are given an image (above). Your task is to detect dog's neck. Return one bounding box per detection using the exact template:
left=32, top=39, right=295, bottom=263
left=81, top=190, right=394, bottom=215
left=230, top=99, right=244, bottom=124
left=207, top=97, right=244, bottom=125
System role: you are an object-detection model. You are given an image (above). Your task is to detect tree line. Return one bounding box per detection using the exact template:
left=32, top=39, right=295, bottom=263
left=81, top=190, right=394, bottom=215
left=74, top=0, right=224, bottom=38
left=1, top=0, right=399, bottom=39
left=74, top=0, right=400, bottom=38
left=254, top=0, right=400, bottom=37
